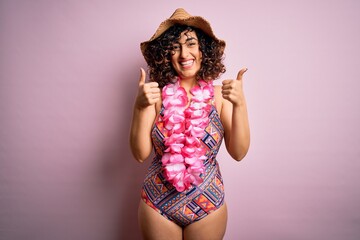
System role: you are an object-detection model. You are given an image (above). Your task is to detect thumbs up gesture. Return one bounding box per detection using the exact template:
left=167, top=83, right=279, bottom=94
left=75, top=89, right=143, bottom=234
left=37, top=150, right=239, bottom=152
left=135, top=68, right=161, bottom=109
left=221, top=67, right=248, bottom=106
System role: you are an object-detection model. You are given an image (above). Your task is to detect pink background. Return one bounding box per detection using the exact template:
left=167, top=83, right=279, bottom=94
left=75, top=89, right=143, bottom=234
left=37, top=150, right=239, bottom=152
left=1, top=0, right=359, bottom=239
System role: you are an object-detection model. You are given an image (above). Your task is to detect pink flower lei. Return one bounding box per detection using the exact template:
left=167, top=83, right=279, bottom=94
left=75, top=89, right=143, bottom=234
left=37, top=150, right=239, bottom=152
left=161, top=77, right=214, bottom=192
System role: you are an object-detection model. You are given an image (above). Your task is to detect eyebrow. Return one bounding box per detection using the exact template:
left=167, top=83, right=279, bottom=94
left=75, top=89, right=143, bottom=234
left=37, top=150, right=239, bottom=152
left=175, top=37, right=198, bottom=44
left=185, top=37, right=196, bottom=41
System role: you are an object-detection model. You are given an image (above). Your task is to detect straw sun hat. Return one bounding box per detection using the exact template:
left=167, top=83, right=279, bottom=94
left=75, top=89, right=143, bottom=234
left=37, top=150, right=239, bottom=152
left=140, top=8, right=225, bottom=56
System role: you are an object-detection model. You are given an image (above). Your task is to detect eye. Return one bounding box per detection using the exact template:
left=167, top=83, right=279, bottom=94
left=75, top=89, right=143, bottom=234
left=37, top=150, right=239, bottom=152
left=186, top=40, right=198, bottom=48
left=172, top=44, right=180, bottom=51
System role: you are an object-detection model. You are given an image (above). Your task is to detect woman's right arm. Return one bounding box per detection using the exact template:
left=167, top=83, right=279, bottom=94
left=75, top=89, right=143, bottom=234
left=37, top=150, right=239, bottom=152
left=129, top=68, right=161, bottom=163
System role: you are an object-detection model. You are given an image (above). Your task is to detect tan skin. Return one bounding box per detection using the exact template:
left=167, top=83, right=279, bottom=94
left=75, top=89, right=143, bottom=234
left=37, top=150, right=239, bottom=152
left=130, top=31, right=250, bottom=240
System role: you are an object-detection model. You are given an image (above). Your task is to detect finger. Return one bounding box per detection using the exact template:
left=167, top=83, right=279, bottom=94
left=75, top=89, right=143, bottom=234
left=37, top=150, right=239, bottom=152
left=221, top=89, right=232, bottom=96
left=149, top=92, right=161, bottom=99
left=148, top=82, right=159, bottom=88
left=149, top=87, right=161, bottom=94
left=236, top=67, right=248, bottom=81
left=149, top=96, right=161, bottom=104
left=139, top=68, right=146, bottom=86
left=222, top=79, right=233, bottom=85
left=221, top=84, right=233, bottom=90
left=151, top=95, right=161, bottom=101
left=143, top=83, right=160, bottom=93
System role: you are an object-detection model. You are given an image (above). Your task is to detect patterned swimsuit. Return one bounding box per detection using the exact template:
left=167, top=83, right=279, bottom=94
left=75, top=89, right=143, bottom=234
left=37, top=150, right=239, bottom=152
left=141, top=102, right=225, bottom=227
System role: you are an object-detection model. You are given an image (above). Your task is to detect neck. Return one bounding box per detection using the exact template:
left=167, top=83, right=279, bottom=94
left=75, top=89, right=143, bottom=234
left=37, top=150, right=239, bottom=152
left=179, top=77, right=197, bottom=92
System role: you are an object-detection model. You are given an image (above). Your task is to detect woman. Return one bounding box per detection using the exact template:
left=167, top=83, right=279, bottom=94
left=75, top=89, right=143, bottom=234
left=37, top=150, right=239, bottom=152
left=130, top=8, right=250, bottom=240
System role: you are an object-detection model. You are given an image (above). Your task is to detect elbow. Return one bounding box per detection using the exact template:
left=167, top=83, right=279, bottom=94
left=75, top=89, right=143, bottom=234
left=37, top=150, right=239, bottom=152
left=131, top=151, right=149, bottom=163
left=134, top=157, right=146, bottom=163
left=226, top=135, right=251, bottom=162
left=130, top=147, right=152, bottom=163
left=231, top=151, right=248, bottom=162
left=129, top=139, right=151, bottom=163
left=230, top=145, right=250, bottom=162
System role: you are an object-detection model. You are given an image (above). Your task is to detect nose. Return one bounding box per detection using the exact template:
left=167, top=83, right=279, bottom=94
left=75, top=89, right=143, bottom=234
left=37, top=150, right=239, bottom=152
left=180, top=45, right=190, bottom=58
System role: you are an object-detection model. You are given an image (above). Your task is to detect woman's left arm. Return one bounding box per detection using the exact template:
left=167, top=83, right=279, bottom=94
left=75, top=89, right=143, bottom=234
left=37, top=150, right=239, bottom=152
left=220, top=68, right=250, bottom=161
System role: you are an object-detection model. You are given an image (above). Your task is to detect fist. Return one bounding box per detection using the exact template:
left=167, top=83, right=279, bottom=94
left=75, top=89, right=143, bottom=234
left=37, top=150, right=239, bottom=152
left=221, top=67, right=248, bottom=106
left=135, top=68, right=161, bottom=109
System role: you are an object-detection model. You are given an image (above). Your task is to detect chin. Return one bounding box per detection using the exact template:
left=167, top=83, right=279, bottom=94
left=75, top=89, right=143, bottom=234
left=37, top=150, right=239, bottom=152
left=180, top=71, right=198, bottom=79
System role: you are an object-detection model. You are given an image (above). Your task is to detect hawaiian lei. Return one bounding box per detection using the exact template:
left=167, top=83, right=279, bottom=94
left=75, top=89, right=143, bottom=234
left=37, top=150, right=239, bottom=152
left=161, top=78, right=214, bottom=192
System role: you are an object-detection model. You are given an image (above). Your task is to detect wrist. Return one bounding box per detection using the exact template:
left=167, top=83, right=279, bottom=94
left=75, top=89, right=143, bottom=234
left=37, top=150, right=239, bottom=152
left=134, top=101, right=153, bottom=112
left=232, top=98, right=247, bottom=108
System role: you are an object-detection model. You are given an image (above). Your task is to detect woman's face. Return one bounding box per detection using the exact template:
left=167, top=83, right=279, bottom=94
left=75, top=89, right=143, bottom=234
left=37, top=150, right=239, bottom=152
left=170, top=30, right=202, bottom=81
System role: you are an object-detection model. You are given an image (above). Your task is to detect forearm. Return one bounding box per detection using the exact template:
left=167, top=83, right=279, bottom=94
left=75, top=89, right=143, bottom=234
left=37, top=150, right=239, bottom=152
left=129, top=105, right=156, bottom=163
left=227, top=101, right=250, bottom=161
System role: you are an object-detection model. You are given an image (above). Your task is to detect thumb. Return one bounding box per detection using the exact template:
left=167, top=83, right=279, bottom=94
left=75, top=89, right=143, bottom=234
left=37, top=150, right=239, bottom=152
left=236, top=67, right=248, bottom=81
left=139, top=68, right=146, bottom=86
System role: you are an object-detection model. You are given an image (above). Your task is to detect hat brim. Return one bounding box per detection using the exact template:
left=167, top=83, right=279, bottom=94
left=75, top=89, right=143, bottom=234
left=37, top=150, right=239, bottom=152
left=140, top=15, right=225, bottom=56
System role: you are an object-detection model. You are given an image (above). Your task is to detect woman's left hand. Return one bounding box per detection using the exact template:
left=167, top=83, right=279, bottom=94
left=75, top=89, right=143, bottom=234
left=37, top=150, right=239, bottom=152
left=221, top=67, right=248, bottom=106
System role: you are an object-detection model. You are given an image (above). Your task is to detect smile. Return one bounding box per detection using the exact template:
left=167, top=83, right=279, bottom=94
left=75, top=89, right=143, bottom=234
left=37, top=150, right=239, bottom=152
left=180, top=60, right=194, bottom=67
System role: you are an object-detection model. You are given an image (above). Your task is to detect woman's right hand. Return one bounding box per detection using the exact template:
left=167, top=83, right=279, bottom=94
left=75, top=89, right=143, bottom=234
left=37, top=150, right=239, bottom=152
left=135, top=68, right=161, bottom=109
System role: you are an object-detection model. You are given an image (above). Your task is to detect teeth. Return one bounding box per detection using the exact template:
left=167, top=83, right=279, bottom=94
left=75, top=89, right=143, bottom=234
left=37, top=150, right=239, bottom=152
left=180, top=60, right=194, bottom=66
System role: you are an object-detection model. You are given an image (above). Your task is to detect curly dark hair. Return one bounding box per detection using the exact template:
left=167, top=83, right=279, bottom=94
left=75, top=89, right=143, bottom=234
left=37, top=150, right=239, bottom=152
left=143, top=24, right=226, bottom=88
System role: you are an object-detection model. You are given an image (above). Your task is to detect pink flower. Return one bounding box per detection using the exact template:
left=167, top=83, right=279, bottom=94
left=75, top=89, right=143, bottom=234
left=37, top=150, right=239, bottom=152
left=164, top=133, right=185, bottom=145
left=185, top=136, right=201, bottom=146
left=164, top=162, right=185, bottom=174
left=172, top=172, right=186, bottom=191
left=187, top=117, right=206, bottom=126
left=182, top=146, right=196, bottom=157
left=185, top=171, right=203, bottom=186
left=162, top=81, right=188, bottom=108
left=184, top=156, right=198, bottom=165
left=186, top=125, right=206, bottom=138
left=162, top=153, right=184, bottom=164
left=165, top=144, right=183, bottom=153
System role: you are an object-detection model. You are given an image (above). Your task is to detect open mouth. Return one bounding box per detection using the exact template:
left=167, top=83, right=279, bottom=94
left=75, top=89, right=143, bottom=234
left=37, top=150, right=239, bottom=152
left=180, top=60, right=194, bottom=67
